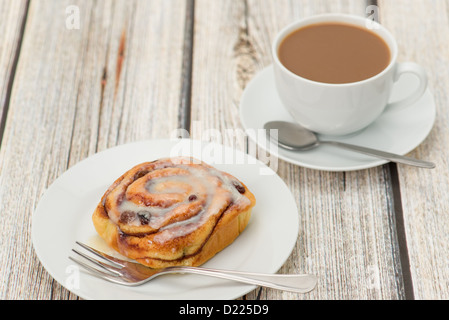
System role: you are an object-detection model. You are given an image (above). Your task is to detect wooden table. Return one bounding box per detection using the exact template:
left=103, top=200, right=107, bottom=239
left=1, top=0, right=448, bottom=300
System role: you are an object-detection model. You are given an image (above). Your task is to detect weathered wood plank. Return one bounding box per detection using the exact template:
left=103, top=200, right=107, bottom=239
left=0, top=0, right=186, bottom=299
left=0, top=0, right=28, bottom=143
left=379, top=0, right=449, bottom=299
left=190, top=0, right=405, bottom=299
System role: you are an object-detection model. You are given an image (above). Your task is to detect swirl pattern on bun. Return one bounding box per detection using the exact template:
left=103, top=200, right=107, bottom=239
left=92, top=157, right=256, bottom=268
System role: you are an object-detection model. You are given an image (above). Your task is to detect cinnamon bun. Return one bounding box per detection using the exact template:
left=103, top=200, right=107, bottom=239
left=92, top=157, right=256, bottom=268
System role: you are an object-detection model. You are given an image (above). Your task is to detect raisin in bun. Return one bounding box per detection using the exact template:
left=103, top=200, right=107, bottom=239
left=92, top=157, right=256, bottom=268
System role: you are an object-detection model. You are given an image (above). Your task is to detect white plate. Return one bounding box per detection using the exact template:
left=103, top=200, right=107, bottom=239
left=240, top=66, right=436, bottom=172
left=32, top=139, right=299, bottom=300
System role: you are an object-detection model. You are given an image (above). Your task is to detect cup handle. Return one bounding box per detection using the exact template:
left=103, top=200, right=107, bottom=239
left=387, top=62, right=428, bottom=111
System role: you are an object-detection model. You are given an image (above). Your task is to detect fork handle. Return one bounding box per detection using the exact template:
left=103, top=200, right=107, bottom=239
left=162, top=266, right=317, bottom=294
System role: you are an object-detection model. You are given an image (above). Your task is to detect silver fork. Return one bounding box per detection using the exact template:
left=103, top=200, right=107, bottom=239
left=69, top=241, right=317, bottom=294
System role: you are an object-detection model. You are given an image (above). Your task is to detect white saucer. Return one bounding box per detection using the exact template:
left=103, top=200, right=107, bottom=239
left=240, top=66, right=436, bottom=172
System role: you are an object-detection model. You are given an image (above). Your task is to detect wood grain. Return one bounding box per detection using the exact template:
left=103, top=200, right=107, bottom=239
left=0, top=0, right=29, bottom=143
left=0, top=0, right=186, bottom=299
left=379, top=0, right=449, bottom=299
left=190, top=0, right=404, bottom=299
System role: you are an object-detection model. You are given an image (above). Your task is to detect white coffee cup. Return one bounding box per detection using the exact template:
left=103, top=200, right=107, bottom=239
left=272, top=13, right=428, bottom=136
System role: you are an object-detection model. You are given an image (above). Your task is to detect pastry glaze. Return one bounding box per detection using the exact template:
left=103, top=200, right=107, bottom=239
left=92, top=157, right=256, bottom=268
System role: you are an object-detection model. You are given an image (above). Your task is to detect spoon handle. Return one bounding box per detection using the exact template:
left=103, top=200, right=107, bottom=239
left=321, top=141, right=435, bottom=168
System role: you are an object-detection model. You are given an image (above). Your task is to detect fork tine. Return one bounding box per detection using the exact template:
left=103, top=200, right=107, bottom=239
left=75, top=241, right=125, bottom=267
left=72, top=248, right=123, bottom=276
left=69, top=256, right=127, bottom=285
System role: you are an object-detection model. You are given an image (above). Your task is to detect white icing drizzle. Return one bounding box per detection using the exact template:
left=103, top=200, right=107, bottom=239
left=112, top=162, right=251, bottom=240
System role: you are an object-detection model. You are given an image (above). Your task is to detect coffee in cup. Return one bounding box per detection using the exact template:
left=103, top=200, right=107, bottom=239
left=278, top=22, right=391, bottom=84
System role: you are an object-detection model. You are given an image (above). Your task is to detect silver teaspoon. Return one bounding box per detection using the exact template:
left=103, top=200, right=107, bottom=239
left=264, top=121, right=435, bottom=169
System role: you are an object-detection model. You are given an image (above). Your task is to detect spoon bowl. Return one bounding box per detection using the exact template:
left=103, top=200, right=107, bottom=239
left=264, top=121, right=319, bottom=151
